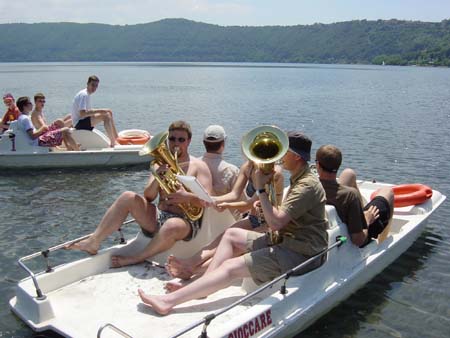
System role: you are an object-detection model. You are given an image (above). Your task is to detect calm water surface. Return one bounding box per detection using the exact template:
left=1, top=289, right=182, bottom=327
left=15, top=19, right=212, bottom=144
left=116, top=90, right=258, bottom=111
left=0, top=62, right=449, bottom=338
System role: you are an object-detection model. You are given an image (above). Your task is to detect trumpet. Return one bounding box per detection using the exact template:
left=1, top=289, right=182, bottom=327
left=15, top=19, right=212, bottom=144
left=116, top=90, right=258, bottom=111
left=139, top=131, right=203, bottom=221
left=241, top=125, right=289, bottom=244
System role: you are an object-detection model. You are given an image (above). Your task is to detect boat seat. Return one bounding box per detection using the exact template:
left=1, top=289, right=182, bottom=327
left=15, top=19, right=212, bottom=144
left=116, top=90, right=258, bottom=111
left=112, top=207, right=237, bottom=265
left=0, top=120, right=48, bottom=153
left=71, top=129, right=110, bottom=149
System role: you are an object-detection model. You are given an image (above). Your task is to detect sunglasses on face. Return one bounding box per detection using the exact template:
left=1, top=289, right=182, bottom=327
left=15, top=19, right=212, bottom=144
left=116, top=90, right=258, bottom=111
left=37, top=100, right=46, bottom=103
left=168, top=136, right=187, bottom=143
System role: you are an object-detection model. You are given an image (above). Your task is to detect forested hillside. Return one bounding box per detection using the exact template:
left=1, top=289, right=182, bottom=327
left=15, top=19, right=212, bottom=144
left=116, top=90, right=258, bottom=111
left=1, top=18, right=449, bottom=66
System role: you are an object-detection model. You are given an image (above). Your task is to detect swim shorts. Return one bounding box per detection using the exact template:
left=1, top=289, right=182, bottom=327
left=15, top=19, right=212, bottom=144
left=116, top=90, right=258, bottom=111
left=141, top=209, right=202, bottom=241
left=364, top=196, right=391, bottom=239
left=75, top=117, right=93, bottom=131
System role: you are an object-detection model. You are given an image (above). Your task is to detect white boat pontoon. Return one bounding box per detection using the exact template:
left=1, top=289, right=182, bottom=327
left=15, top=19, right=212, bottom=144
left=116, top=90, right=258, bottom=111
left=0, top=121, right=150, bottom=169
left=9, top=181, right=445, bottom=338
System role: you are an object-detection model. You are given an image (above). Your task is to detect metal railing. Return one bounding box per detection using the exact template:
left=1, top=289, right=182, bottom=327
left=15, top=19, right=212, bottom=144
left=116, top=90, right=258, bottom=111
left=97, top=323, right=133, bottom=338
left=17, top=218, right=135, bottom=299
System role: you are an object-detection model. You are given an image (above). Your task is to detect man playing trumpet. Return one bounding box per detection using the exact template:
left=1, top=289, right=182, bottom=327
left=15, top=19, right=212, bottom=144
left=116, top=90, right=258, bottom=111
left=69, top=120, right=213, bottom=268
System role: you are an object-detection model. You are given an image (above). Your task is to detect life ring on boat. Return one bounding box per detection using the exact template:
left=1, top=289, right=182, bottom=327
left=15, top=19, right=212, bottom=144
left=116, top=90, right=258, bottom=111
left=370, top=184, right=432, bottom=208
left=117, top=129, right=151, bottom=145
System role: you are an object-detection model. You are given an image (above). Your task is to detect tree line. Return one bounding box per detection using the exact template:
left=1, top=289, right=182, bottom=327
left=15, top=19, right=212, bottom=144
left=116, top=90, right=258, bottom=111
left=1, top=18, right=449, bottom=66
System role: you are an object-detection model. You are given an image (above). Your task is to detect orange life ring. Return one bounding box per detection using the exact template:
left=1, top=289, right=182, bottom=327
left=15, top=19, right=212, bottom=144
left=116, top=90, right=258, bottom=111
left=117, top=129, right=151, bottom=145
left=370, top=184, right=432, bottom=208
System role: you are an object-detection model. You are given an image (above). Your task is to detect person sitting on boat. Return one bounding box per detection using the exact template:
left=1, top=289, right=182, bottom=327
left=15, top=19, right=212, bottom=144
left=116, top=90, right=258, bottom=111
left=31, top=93, right=79, bottom=151
left=1, top=93, right=20, bottom=133
left=71, top=75, right=119, bottom=147
left=68, top=120, right=213, bottom=268
left=315, top=145, right=394, bottom=247
left=138, top=131, right=329, bottom=315
left=165, top=158, right=284, bottom=283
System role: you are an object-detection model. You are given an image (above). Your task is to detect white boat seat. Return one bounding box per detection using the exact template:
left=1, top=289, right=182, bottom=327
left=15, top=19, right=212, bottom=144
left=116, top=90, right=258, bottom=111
left=71, top=129, right=110, bottom=149
left=0, top=120, right=48, bottom=153
left=112, top=207, right=237, bottom=265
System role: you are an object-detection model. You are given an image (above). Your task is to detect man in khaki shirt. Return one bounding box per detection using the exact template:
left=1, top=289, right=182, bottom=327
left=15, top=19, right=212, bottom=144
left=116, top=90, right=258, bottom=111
left=138, top=131, right=329, bottom=315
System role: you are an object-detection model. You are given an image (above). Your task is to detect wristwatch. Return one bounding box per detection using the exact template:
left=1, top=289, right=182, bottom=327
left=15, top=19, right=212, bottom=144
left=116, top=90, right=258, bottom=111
left=256, top=188, right=267, bottom=196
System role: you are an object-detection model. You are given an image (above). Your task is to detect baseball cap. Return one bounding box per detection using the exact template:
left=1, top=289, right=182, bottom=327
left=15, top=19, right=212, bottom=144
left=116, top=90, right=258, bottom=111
left=203, top=125, right=227, bottom=142
left=287, top=131, right=312, bottom=161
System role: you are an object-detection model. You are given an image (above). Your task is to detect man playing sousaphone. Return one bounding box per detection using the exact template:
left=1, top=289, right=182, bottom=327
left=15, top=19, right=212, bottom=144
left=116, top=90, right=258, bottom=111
left=69, top=120, right=213, bottom=268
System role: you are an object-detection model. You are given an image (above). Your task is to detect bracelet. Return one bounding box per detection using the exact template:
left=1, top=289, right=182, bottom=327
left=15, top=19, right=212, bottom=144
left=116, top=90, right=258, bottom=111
left=256, top=188, right=266, bottom=196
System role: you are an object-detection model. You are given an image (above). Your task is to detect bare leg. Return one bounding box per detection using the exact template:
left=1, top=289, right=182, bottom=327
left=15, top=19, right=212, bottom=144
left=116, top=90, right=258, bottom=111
left=166, top=218, right=252, bottom=279
left=61, top=128, right=80, bottom=151
left=111, top=217, right=191, bottom=268
left=339, top=168, right=366, bottom=205
left=138, top=256, right=251, bottom=315
left=68, top=191, right=157, bottom=254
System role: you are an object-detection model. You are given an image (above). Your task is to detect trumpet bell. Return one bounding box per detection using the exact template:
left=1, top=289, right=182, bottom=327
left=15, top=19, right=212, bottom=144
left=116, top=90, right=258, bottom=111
left=241, top=125, right=289, bottom=166
left=139, top=131, right=168, bottom=156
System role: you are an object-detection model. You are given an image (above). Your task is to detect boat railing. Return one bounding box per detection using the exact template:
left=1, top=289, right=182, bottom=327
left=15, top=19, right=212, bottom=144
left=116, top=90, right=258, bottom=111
left=17, top=218, right=135, bottom=300
left=167, top=235, right=347, bottom=338
left=97, top=323, right=133, bottom=338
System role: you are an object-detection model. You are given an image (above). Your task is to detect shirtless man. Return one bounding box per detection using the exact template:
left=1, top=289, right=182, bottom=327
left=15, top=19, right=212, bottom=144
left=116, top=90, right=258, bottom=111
left=31, top=93, right=79, bottom=150
left=69, top=120, right=213, bottom=268
left=71, top=75, right=119, bottom=147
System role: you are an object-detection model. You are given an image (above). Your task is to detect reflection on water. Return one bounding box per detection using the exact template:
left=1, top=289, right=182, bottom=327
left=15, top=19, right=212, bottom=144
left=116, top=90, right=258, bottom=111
left=1, top=62, right=449, bottom=338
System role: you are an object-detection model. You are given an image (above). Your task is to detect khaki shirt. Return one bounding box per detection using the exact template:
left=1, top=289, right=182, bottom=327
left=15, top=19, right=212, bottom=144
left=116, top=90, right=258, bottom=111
left=279, top=166, right=328, bottom=257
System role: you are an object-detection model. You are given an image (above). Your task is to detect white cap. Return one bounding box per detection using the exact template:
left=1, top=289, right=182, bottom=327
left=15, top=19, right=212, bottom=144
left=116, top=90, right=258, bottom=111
left=203, top=125, right=227, bottom=142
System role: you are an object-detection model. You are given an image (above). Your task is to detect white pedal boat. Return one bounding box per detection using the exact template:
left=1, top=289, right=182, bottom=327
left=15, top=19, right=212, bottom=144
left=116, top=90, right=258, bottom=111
left=9, top=181, right=446, bottom=338
left=0, top=121, right=150, bottom=169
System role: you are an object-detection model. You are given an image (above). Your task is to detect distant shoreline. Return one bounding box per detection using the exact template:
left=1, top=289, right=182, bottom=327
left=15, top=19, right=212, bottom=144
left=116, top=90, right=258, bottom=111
left=1, top=19, right=449, bottom=67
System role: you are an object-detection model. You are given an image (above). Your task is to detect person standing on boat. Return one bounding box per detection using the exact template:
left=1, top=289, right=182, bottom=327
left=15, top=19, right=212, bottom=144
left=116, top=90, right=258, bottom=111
left=69, top=120, right=213, bottom=267
left=138, top=131, right=329, bottom=315
left=1, top=93, right=20, bottom=133
left=71, top=75, right=119, bottom=147
left=31, top=93, right=79, bottom=151
left=315, top=145, right=394, bottom=246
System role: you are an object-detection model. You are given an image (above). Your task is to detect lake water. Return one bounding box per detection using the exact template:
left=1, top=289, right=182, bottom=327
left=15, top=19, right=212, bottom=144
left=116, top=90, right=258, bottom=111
left=0, top=62, right=449, bottom=338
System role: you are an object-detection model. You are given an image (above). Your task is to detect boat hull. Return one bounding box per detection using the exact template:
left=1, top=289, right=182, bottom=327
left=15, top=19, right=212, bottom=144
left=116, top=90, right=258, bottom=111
left=9, top=182, right=446, bottom=338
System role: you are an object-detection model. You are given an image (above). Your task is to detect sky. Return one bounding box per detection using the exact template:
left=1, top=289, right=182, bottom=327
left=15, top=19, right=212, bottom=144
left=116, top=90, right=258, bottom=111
left=0, top=0, right=449, bottom=26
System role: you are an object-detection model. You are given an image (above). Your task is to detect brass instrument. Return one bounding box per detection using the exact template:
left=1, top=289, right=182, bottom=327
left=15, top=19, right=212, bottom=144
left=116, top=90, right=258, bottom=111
left=139, top=131, right=203, bottom=221
left=241, top=125, right=289, bottom=244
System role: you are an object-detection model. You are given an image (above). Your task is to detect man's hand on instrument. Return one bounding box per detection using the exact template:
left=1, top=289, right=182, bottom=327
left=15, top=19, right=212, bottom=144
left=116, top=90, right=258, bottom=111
left=167, top=188, right=190, bottom=204
left=253, top=167, right=273, bottom=190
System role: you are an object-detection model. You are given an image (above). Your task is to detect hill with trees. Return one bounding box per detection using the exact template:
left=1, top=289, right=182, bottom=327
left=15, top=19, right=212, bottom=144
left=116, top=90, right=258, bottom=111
left=0, top=18, right=449, bottom=66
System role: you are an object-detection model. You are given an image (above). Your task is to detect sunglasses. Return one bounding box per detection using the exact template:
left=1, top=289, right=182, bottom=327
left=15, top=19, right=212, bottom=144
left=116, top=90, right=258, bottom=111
left=37, top=99, right=46, bottom=103
left=168, top=136, right=187, bottom=143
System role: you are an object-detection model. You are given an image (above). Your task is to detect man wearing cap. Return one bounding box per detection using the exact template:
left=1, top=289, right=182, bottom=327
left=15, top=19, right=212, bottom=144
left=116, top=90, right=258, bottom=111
left=71, top=75, right=119, bottom=147
left=138, top=131, right=329, bottom=315
left=315, top=145, right=394, bottom=247
left=1, top=93, right=20, bottom=133
left=201, top=125, right=239, bottom=197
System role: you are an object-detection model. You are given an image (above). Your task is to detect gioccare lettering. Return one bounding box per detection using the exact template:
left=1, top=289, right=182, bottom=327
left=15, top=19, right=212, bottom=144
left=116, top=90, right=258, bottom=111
left=227, top=309, right=272, bottom=338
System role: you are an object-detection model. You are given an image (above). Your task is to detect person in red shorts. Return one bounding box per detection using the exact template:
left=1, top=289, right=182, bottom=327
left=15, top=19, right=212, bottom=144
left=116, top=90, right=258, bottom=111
left=1, top=93, right=20, bottom=133
left=31, top=93, right=79, bottom=150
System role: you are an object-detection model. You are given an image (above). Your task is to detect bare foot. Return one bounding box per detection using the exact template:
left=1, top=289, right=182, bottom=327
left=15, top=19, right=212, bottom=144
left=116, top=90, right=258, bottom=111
left=65, top=238, right=98, bottom=255
left=138, top=289, right=173, bottom=315
left=164, top=279, right=189, bottom=293
left=111, top=255, right=139, bottom=268
left=165, top=255, right=194, bottom=280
